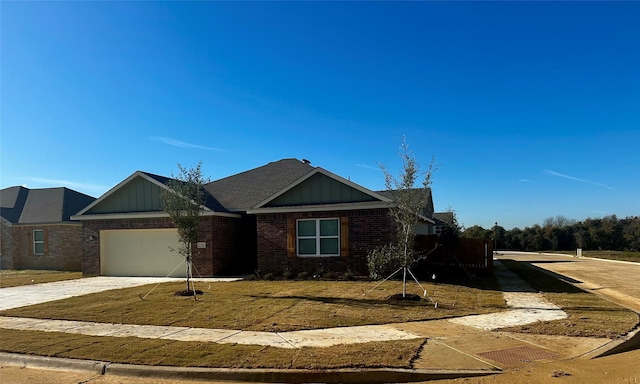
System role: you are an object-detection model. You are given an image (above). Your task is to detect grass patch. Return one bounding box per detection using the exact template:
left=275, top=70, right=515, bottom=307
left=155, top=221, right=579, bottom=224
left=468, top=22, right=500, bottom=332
left=498, top=259, right=639, bottom=338
left=0, top=328, right=423, bottom=369
left=0, top=270, right=83, bottom=288
left=581, top=250, right=640, bottom=263
left=0, top=279, right=506, bottom=332
left=543, top=250, right=640, bottom=263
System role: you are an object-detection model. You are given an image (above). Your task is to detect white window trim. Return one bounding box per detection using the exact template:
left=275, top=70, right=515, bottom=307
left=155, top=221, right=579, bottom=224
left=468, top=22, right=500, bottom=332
left=296, top=218, right=340, bottom=257
left=33, top=229, right=45, bottom=255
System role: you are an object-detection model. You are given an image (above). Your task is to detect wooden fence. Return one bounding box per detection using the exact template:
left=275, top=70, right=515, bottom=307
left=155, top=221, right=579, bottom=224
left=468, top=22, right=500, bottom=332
left=414, top=235, right=493, bottom=274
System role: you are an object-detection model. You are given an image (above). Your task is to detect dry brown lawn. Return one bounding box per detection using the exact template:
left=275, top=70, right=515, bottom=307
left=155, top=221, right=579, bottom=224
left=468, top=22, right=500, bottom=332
left=0, top=270, right=83, bottom=288
left=0, top=328, right=424, bottom=368
left=546, top=250, right=640, bottom=263
left=0, top=279, right=506, bottom=332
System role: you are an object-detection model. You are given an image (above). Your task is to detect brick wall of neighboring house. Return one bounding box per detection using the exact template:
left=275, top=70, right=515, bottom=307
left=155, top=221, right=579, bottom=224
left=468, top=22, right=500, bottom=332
left=1, top=221, right=14, bottom=269
left=7, top=224, right=83, bottom=271
left=81, top=216, right=244, bottom=276
left=256, top=209, right=395, bottom=277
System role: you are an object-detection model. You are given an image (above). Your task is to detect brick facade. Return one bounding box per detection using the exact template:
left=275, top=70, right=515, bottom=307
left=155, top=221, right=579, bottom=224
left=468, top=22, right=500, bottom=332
left=81, top=216, right=249, bottom=276
left=0, top=223, right=84, bottom=271
left=1, top=221, right=14, bottom=269
left=256, top=208, right=395, bottom=277
left=190, top=216, right=250, bottom=276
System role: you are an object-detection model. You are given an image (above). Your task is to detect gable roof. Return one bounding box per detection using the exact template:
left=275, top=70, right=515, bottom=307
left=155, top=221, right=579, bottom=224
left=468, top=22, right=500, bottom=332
left=70, top=158, right=437, bottom=219
left=204, top=158, right=316, bottom=211
left=0, top=186, right=95, bottom=224
left=433, top=212, right=454, bottom=226
left=248, top=166, right=392, bottom=212
left=376, top=188, right=432, bottom=203
left=74, top=171, right=230, bottom=219
left=138, top=171, right=228, bottom=213
left=376, top=188, right=435, bottom=224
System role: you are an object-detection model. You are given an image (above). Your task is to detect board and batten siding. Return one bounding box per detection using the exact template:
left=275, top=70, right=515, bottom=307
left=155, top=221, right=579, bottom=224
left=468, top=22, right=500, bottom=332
left=88, top=176, right=164, bottom=214
left=267, top=173, right=376, bottom=207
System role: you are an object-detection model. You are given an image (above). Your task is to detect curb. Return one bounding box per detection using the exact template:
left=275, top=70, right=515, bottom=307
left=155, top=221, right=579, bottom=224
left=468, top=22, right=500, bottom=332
left=0, top=352, right=106, bottom=374
left=0, top=352, right=499, bottom=383
left=582, top=326, right=640, bottom=359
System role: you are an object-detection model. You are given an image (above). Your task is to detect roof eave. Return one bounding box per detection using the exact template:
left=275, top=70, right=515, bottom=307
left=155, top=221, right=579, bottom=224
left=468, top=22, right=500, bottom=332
left=252, top=167, right=392, bottom=209
left=10, top=221, right=82, bottom=226
left=418, top=214, right=436, bottom=225
left=71, top=210, right=241, bottom=221
left=247, top=201, right=392, bottom=214
left=75, top=171, right=172, bottom=216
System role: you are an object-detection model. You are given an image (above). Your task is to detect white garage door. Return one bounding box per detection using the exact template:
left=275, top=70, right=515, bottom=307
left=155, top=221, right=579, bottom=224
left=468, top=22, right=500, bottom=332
left=100, top=229, right=186, bottom=277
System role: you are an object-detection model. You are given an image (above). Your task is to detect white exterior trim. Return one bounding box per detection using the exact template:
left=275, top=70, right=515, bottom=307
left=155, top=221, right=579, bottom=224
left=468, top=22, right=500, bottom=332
left=252, top=167, right=392, bottom=209
left=418, top=214, right=436, bottom=225
left=75, top=171, right=169, bottom=216
left=247, top=202, right=392, bottom=214
left=74, top=171, right=217, bottom=219
left=71, top=210, right=240, bottom=221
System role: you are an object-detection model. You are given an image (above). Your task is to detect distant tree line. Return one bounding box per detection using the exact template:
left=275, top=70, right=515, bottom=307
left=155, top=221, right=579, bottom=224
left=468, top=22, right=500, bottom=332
left=461, top=215, right=640, bottom=252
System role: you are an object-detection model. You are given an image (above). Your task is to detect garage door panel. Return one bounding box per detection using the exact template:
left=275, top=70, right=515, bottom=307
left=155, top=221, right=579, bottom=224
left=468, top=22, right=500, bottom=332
left=100, top=229, right=186, bottom=277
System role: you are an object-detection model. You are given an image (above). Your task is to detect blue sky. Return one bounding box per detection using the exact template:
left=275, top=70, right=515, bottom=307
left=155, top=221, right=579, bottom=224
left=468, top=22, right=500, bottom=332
left=2, top=1, right=639, bottom=230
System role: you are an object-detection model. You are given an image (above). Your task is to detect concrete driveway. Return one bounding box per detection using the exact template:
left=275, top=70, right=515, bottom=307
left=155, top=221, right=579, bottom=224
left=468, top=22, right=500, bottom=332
left=0, top=276, right=240, bottom=311
left=495, top=251, right=640, bottom=313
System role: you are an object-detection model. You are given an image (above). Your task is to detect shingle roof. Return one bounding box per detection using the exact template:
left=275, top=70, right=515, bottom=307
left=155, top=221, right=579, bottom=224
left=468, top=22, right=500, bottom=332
left=0, top=186, right=95, bottom=224
left=139, top=171, right=230, bottom=213
left=433, top=212, right=454, bottom=225
left=376, top=188, right=432, bottom=201
left=376, top=188, right=434, bottom=222
left=140, top=171, right=174, bottom=186
left=204, top=159, right=315, bottom=211
left=0, top=186, right=29, bottom=223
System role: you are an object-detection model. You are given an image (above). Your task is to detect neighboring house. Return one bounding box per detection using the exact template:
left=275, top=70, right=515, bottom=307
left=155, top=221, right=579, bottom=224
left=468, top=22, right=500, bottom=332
left=72, top=159, right=435, bottom=277
left=433, top=212, right=455, bottom=235
left=0, top=186, right=96, bottom=271
left=377, top=189, right=435, bottom=235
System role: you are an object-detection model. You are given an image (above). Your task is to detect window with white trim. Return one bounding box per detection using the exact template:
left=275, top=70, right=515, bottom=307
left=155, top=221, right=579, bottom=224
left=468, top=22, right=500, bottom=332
left=297, top=218, right=340, bottom=257
left=33, top=229, right=45, bottom=255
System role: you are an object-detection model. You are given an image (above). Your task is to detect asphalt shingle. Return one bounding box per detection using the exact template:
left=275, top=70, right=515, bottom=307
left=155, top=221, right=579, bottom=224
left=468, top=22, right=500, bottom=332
left=0, top=186, right=29, bottom=223
left=0, top=186, right=95, bottom=224
left=204, top=158, right=315, bottom=211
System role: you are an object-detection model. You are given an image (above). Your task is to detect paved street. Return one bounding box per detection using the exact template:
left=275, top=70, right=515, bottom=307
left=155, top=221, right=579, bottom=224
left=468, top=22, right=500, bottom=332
left=495, top=251, right=640, bottom=312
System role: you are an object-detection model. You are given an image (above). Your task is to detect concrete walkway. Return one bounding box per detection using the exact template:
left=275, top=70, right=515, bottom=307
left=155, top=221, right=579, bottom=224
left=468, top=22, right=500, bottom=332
left=0, top=316, right=419, bottom=349
left=449, top=260, right=567, bottom=330
left=0, top=261, right=567, bottom=348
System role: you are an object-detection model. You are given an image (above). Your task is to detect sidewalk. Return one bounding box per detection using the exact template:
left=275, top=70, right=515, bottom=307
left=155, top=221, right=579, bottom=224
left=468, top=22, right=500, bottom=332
left=449, top=259, right=567, bottom=330
left=0, top=316, right=419, bottom=349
